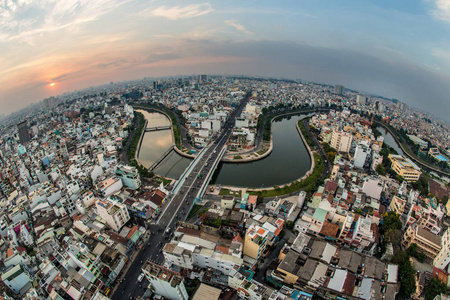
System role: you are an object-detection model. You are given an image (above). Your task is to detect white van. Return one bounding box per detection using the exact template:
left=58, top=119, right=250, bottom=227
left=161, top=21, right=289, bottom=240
left=138, top=273, right=144, bottom=282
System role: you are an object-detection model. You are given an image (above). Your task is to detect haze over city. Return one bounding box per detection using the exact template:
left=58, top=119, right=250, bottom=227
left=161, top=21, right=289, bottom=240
left=1, top=0, right=450, bottom=122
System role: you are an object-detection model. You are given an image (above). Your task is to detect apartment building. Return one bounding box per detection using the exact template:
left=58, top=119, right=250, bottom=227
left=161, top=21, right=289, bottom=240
left=402, top=224, right=441, bottom=259
left=330, top=131, right=353, bottom=153
left=96, top=176, right=123, bottom=197
left=115, top=165, right=141, bottom=190
left=141, top=261, right=189, bottom=300
left=244, top=224, right=268, bottom=260
left=95, top=199, right=130, bottom=232
left=389, top=154, right=422, bottom=182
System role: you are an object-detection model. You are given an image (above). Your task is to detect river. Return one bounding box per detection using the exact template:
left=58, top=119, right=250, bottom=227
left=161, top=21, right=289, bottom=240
left=375, top=126, right=404, bottom=155
left=137, top=110, right=314, bottom=188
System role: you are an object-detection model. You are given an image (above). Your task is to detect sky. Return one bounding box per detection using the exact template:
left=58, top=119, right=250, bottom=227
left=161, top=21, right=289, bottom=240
left=1, top=0, right=450, bottom=122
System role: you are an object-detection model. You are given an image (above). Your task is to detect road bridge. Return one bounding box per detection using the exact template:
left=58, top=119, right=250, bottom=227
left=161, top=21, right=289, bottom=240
left=145, top=125, right=172, bottom=132
left=111, top=90, right=251, bottom=300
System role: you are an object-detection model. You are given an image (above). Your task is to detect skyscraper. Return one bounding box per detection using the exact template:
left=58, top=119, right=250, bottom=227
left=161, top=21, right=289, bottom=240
left=356, top=94, right=369, bottom=104
left=17, top=121, right=30, bottom=144
left=334, top=84, right=344, bottom=95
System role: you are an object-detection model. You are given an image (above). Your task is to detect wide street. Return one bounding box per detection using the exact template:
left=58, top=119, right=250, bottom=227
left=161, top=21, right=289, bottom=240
left=111, top=91, right=251, bottom=300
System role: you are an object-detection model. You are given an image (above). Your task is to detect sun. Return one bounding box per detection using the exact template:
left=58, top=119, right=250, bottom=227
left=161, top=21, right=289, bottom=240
left=50, top=82, right=55, bottom=87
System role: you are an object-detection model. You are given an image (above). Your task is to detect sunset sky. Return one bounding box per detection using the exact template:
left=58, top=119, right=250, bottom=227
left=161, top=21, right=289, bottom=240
left=1, top=0, right=450, bottom=121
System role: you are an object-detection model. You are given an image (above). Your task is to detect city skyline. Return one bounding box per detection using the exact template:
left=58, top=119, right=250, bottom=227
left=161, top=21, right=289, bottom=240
left=2, top=0, right=450, bottom=122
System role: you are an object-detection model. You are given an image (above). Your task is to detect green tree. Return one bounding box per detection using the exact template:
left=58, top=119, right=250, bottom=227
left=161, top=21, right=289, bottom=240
left=286, top=220, right=294, bottom=229
left=416, top=251, right=426, bottom=263
left=424, top=277, right=448, bottom=300
left=382, top=211, right=402, bottom=231
left=376, top=163, right=386, bottom=175
left=407, top=243, right=418, bottom=257
left=391, top=251, right=417, bottom=298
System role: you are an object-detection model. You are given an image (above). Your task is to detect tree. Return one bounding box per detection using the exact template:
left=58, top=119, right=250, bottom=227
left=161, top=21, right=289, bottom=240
left=407, top=243, right=418, bottom=257
left=286, top=220, right=294, bottom=229
left=382, top=211, right=402, bottom=231
left=416, top=251, right=426, bottom=263
left=376, top=163, right=386, bottom=175
left=391, top=250, right=417, bottom=298
left=423, top=277, right=448, bottom=300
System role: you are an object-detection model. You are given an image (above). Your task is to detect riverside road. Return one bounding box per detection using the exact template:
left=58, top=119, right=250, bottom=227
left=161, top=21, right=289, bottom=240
left=111, top=91, right=251, bottom=300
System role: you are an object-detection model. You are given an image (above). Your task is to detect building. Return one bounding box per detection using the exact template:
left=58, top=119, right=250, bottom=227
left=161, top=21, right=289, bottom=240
left=192, top=283, right=221, bottom=300
left=96, top=176, right=123, bottom=197
left=1, top=264, right=33, bottom=296
left=141, top=261, right=189, bottom=300
left=402, top=224, right=441, bottom=259
left=356, top=95, right=369, bottom=104
left=434, top=228, right=450, bottom=271
left=17, top=121, right=30, bottom=144
left=330, top=131, right=353, bottom=153
left=221, top=196, right=235, bottom=210
left=115, top=165, right=141, bottom=190
left=95, top=199, right=130, bottom=232
left=407, top=135, right=428, bottom=149
left=389, top=154, right=422, bottom=181
left=334, top=85, right=344, bottom=95
left=162, top=227, right=243, bottom=275
left=397, top=101, right=407, bottom=111
left=244, top=224, right=268, bottom=260
left=354, top=144, right=369, bottom=168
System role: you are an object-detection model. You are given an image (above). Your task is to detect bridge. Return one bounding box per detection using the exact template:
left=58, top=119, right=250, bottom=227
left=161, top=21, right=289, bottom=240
left=148, top=146, right=174, bottom=171
left=145, top=125, right=172, bottom=132
left=111, top=90, right=251, bottom=300
left=154, top=91, right=251, bottom=228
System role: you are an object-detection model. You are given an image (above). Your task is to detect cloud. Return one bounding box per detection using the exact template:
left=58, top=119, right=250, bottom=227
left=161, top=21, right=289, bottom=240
left=0, top=0, right=128, bottom=43
left=224, top=20, right=253, bottom=34
left=429, top=0, right=450, bottom=22
left=149, top=3, right=214, bottom=20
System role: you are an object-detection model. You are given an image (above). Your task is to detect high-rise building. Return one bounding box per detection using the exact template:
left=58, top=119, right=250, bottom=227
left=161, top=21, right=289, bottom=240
left=17, top=121, right=30, bottom=144
left=330, top=131, right=353, bottom=153
left=95, top=199, right=130, bottom=231
left=356, top=95, right=369, bottom=104
left=141, top=261, right=189, bottom=300
left=334, top=84, right=344, bottom=95
left=43, top=96, right=56, bottom=108
left=199, top=74, right=207, bottom=83
left=397, top=101, right=407, bottom=111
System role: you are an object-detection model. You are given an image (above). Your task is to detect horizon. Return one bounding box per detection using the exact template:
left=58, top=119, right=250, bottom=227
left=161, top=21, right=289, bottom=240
left=2, top=1, right=450, bottom=122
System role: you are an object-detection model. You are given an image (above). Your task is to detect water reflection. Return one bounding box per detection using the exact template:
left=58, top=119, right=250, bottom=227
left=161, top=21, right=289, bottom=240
left=376, top=126, right=403, bottom=155
left=137, top=110, right=314, bottom=187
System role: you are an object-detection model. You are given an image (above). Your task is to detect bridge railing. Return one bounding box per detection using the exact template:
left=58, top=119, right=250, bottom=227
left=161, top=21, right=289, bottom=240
left=171, top=146, right=208, bottom=196
left=148, top=146, right=174, bottom=171
left=196, top=146, right=226, bottom=199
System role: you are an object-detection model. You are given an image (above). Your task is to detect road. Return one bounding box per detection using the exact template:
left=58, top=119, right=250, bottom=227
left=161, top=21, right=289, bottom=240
left=111, top=91, right=251, bottom=300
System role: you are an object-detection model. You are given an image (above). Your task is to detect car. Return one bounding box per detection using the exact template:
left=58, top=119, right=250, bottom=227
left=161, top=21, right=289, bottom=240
left=138, top=273, right=144, bottom=282
left=165, top=227, right=171, bottom=234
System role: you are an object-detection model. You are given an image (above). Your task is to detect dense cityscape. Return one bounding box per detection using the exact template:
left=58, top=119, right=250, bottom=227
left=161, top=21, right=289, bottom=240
left=0, top=75, right=449, bottom=300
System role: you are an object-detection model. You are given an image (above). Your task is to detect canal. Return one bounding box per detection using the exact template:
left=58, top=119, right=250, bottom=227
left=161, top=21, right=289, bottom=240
left=375, top=126, right=404, bottom=155
left=137, top=110, right=313, bottom=188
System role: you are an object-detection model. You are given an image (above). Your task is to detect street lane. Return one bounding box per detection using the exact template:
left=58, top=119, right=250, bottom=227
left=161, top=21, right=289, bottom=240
left=111, top=91, right=251, bottom=300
